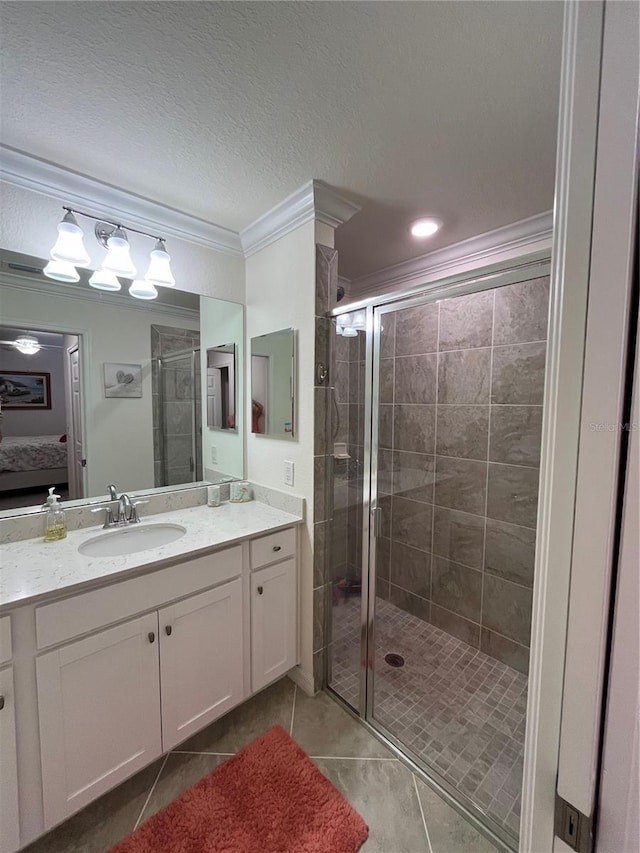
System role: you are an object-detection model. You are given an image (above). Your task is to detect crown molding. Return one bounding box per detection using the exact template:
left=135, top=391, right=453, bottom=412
left=240, top=179, right=360, bottom=257
left=0, top=145, right=243, bottom=256
left=350, top=211, right=554, bottom=297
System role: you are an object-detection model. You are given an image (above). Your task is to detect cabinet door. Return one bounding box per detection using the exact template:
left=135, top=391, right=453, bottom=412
left=251, top=559, right=298, bottom=693
left=159, top=579, right=244, bottom=751
left=0, top=667, right=19, bottom=853
left=37, top=612, right=161, bottom=828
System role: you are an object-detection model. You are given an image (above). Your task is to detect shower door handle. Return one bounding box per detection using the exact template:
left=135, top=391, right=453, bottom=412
left=371, top=506, right=383, bottom=537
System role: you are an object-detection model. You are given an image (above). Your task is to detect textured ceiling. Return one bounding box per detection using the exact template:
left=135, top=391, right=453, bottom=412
left=0, top=1, right=563, bottom=279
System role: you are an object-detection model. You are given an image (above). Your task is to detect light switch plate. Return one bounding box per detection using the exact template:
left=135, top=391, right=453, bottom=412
left=284, top=460, right=294, bottom=486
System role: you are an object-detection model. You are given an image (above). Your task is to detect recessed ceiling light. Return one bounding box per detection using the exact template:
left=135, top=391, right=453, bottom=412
left=410, top=218, right=442, bottom=238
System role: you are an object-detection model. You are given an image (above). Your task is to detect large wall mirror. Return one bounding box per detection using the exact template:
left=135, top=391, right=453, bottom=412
left=250, top=328, right=295, bottom=439
left=0, top=249, right=244, bottom=516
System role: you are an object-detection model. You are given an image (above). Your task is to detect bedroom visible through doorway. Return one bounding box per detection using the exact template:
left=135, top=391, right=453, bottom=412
left=0, top=324, right=84, bottom=512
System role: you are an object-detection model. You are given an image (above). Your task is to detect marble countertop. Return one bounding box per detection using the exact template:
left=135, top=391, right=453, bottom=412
left=0, top=501, right=303, bottom=613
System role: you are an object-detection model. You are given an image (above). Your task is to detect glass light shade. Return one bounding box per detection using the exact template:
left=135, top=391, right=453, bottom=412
left=43, top=259, right=80, bottom=282
left=102, top=227, right=137, bottom=277
left=14, top=335, right=41, bottom=355
left=49, top=211, right=91, bottom=267
left=342, top=326, right=358, bottom=337
left=129, top=279, right=158, bottom=300
left=89, top=270, right=121, bottom=292
left=336, top=313, right=352, bottom=328
left=351, top=310, right=366, bottom=329
left=335, top=325, right=344, bottom=336
left=144, top=240, right=175, bottom=287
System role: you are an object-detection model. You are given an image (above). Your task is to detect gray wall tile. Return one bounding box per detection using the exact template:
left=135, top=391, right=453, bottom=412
left=313, top=586, right=326, bottom=653
left=376, top=536, right=391, bottom=581
left=394, top=404, right=436, bottom=453
left=390, top=585, right=430, bottom=623
left=391, top=541, right=431, bottom=599
left=491, top=342, right=547, bottom=405
left=485, top=518, right=536, bottom=587
left=394, top=354, right=437, bottom=403
left=487, top=463, right=539, bottom=528
left=430, top=604, right=480, bottom=647
left=439, top=289, right=494, bottom=351
left=379, top=358, right=394, bottom=403
left=314, top=521, right=328, bottom=587
left=480, top=629, right=530, bottom=675
left=380, top=312, right=396, bottom=358
left=493, top=277, right=550, bottom=345
left=434, top=456, right=487, bottom=515
left=489, top=406, right=543, bottom=467
left=392, top=450, right=435, bottom=503
left=438, top=349, right=491, bottom=404
left=482, top=574, right=533, bottom=646
left=395, top=302, right=439, bottom=356
left=436, top=405, right=490, bottom=460
left=391, top=496, right=433, bottom=552
left=432, top=556, right=482, bottom=622
left=432, top=506, right=485, bottom=569
left=379, top=404, right=393, bottom=449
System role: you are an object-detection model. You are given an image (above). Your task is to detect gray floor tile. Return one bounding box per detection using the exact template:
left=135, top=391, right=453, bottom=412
left=293, top=688, right=394, bottom=758
left=416, top=780, right=501, bottom=852
left=138, top=752, right=227, bottom=825
left=21, top=759, right=163, bottom=853
left=314, top=757, right=430, bottom=853
left=177, top=676, right=295, bottom=753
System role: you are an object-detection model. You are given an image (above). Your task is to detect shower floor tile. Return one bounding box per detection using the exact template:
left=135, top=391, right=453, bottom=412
left=329, top=595, right=527, bottom=841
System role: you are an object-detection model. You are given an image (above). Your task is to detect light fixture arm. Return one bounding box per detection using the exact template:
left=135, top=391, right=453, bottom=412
left=60, top=206, right=165, bottom=244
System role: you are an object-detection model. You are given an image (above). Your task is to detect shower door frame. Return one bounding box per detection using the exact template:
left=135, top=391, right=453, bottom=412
left=156, top=347, right=202, bottom=486
left=329, top=255, right=552, bottom=852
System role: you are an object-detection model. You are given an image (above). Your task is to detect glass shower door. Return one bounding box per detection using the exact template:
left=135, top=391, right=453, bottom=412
left=158, top=349, right=202, bottom=486
left=368, top=276, right=549, bottom=847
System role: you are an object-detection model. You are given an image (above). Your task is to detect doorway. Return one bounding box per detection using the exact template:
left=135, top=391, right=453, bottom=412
left=327, top=263, right=551, bottom=850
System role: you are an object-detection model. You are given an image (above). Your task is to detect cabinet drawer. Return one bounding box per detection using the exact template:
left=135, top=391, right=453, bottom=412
left=36, top=546, right=242, bottom=650
left=0, top=617, right=11, bottom=665
left=250, top=527, right=296, bottom=569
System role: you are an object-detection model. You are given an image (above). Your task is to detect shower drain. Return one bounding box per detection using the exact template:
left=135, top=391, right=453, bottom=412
left=384, top=653, right=405, bottom=668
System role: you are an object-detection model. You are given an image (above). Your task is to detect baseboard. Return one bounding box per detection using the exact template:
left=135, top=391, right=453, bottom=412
left=287, top=666, right=315, bottom=697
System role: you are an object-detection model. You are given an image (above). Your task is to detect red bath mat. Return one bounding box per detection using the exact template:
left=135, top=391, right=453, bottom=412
left=110, top=725, right=369, bottom=853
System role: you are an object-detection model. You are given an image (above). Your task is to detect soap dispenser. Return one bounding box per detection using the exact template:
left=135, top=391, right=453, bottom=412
left=43, top=487, right=67, bottom=542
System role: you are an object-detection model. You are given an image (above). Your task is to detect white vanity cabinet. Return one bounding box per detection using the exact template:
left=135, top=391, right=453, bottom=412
left=250, top=529, right=298, bottom=692
left=36, top=612, right=162, bottom=827
left=0, top=616, right=19, bottom=853
left=1, top=515, right=299, bottom=850
left=159, top=578, right=244, bottom=750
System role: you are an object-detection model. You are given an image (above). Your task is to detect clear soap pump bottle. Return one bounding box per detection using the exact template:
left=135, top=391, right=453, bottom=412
left=43, top=487, right=67, bottom=542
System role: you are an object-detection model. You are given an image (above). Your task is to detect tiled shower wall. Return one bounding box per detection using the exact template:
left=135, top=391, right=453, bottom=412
left=313, top=244, right=338, bottom=691
left=375, top=278, right=549, bottom=674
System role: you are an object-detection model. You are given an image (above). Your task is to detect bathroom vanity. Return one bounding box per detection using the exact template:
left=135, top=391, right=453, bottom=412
left=0, top=501, right=302, bottom=852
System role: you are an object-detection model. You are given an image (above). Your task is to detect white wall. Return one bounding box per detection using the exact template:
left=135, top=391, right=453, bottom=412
left=245, top=220, right=317, bottom=684
left=0, top=183, right=245, bottom=302
left=200, top=296, right=244, bottom=481
left=1, top=283, right=198, bottom=496
left=0, top=341, right=66, bottom=436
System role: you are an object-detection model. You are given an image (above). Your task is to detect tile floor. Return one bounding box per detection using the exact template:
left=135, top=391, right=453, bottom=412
left=23, top=676, right=500, bottom=853
left=330, top=596, right=527, bottom=840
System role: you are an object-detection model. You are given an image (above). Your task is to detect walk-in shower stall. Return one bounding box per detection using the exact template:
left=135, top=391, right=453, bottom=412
left=326, top=262, right=550, bottom=849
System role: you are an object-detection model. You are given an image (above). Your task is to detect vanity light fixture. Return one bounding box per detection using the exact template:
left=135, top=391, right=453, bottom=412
left=88, top=269, right=121, bottom=292
left=43, top=259, right=81, bottom=283
left=14, top=335, right=41, bottom=355
left=43, top=206, right=176, bottom=296
left=129, top=279, right=158, bottom=300
left=410, top=217, right=442, bottom=238
left=335, top=312, right=361, bottom=337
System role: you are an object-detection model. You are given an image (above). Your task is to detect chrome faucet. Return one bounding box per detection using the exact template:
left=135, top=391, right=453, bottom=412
left=92, top=485, right=147, bottom=528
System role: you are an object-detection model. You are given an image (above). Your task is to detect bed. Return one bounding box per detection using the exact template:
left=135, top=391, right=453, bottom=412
left=0, top=435, right=69, bottom=492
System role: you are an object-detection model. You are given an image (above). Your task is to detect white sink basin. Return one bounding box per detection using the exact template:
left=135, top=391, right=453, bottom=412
left=78, top=523, right=187, bottom=558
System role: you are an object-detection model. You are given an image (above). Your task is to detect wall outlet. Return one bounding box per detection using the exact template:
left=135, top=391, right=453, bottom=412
left=210, top=446, right=217, bottom=464
left=284, top=460, right=294, bottom=487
